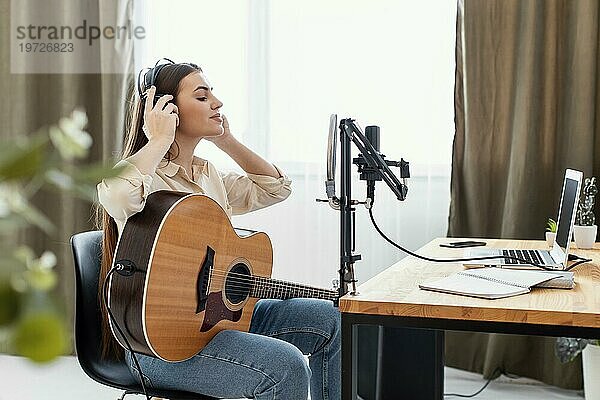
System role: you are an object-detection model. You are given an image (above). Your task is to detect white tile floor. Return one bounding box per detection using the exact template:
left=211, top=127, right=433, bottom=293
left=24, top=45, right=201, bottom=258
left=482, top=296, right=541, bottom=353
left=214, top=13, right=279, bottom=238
left=0, top=354, right=584, bottom=400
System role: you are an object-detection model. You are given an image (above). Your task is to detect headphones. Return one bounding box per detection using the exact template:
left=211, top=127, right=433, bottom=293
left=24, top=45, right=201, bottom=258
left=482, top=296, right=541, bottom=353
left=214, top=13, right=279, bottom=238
left=137, top=58, right=200, bottom=106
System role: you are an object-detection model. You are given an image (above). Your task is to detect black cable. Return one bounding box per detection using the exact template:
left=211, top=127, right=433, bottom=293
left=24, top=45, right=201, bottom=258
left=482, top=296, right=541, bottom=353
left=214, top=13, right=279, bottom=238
left=444, top=367, right=503, bottom=398
left=564, top=254, right=592, bottom=271
left=502, top=371, right=522, bottom=379
left=102, top=266, right=152, bottom=400
left=365, top=205, right=592, bottom=396
left=368, top=207, right=572, bottom=270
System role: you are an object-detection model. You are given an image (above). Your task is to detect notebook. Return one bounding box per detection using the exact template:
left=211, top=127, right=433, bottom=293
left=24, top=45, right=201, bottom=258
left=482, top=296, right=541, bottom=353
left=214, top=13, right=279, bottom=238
left=418, top=268, right=574, bottom=300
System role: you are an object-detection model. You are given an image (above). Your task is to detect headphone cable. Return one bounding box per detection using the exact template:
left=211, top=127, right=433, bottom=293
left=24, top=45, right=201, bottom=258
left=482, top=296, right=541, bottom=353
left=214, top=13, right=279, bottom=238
left=102, top=267, right=152, bottom=400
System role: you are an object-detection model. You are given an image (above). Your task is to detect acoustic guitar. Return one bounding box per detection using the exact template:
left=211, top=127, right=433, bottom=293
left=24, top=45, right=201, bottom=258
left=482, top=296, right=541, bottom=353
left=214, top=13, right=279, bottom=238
left=108, top=190, right=338, bottom=362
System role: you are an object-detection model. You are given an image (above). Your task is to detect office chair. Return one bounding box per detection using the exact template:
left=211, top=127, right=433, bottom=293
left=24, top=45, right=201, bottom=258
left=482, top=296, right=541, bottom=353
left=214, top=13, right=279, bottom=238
left=70, top=230, right=217, bottom=400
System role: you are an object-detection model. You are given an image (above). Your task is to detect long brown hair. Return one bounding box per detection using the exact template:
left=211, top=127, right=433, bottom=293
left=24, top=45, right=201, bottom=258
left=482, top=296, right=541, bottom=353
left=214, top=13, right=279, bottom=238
left=93, top=62, right=202, bottom=360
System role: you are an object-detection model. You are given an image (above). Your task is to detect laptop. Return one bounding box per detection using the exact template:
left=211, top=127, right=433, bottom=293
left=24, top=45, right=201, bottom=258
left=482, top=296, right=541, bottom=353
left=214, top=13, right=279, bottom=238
left=465, top=169, right=583, bottom=270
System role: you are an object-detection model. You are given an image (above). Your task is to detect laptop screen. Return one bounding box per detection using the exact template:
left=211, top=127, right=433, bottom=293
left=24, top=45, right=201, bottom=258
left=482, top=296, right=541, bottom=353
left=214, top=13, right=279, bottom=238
left=556, top=178, right=578, bottom=248
left=552, top=170, right=583, bottom=264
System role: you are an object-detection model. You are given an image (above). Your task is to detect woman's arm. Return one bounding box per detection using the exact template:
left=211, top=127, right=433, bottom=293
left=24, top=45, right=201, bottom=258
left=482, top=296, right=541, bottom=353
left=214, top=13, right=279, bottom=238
left=127, top=137, right=173, bottom=175
left=98, top=88, right=178, bottom=222
left=206, top=116, right=280, bottom=178
left=206, top=115, right=291, bottom=215
left=96, top=138, right=170, bottom=222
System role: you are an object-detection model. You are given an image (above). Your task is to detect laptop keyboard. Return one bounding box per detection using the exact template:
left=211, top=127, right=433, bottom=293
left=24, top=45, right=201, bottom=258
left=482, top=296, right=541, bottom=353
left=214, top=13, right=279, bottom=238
left=502, top=249, right=544, bottom=265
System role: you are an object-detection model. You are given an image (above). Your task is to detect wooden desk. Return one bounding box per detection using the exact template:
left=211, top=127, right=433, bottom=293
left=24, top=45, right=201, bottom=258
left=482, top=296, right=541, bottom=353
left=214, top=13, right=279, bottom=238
left=339, top=238, right=600, bottom=399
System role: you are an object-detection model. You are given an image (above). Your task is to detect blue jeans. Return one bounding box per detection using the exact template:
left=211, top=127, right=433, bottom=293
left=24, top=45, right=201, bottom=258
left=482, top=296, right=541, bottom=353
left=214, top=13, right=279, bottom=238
left=124, top=298, right=341, bottom=400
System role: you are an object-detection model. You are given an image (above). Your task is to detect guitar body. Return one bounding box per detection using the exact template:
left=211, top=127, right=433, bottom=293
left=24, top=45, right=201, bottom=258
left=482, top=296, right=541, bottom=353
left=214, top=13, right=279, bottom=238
left=108, top=191, right=272, bottom=362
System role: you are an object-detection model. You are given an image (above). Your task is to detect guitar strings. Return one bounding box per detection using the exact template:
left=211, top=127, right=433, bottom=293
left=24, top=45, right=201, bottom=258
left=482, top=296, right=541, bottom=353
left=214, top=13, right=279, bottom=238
left=146, top=266, right=335, bottom=298
left=183, top=270, right=336, bottom=298
left=213, top=282, right=335, bottom=297
left=199, top=269, right=335, bottom=294
left=153, top=263, right=297, bottom=288
left=205, top=271, right=335, bottom=295
left=209, top=286, right=335, bottom=298
left=203, top=269, right=328, bottom=290
left=205, top=277, right=335, bottom=298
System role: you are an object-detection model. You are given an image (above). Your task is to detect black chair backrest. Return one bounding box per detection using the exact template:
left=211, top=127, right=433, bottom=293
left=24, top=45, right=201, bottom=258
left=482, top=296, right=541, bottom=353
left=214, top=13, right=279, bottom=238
left=70, top=230, right=138, bottom=388
left=71, top=230, right=216, bottom=400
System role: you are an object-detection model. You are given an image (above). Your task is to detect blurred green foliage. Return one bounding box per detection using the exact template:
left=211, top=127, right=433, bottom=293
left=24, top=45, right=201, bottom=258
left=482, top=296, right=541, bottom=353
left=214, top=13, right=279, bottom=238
left=0, top=109, right=124, bottom=363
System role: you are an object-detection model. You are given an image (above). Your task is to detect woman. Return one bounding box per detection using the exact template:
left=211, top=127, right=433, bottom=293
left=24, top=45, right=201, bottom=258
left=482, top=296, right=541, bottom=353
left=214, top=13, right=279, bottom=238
left=95, top=60, right=341, bottom=400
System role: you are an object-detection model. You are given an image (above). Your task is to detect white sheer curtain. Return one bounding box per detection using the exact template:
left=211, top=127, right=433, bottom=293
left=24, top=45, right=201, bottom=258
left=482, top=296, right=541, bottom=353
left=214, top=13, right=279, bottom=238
left=134, top=0, right=455, bottom=289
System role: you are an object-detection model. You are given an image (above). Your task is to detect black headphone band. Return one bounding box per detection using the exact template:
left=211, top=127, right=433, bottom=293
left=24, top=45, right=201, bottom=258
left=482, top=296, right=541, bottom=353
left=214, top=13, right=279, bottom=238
left=137, top=58, right=199, bottom=99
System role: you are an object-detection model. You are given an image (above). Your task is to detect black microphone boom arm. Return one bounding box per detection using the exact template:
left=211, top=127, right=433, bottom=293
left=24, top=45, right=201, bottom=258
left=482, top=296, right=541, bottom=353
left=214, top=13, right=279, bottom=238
left=340, top=119, right=409, bottom=202
left=319, top=116, right=410, bottom=298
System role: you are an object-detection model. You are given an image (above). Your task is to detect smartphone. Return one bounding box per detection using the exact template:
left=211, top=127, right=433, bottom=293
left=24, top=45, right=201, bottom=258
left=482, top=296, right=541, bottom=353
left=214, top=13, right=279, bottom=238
left=439, top=240, right=487, bottom=248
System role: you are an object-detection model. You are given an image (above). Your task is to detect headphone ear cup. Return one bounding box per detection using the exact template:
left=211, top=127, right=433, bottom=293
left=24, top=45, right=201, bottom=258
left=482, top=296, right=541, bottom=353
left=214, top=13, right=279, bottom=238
left=137, top=67, right=151, bottom=99
left=137, top=90, right=147, bottom=108
left=153, top=94, right=172, bottom=108
left=146, top=93, right=160, bottom=108
left=140, top=91, right=169, bottom=108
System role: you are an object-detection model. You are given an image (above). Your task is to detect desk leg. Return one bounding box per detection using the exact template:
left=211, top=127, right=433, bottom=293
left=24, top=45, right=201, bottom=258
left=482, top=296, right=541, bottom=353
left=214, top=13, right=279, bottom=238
left=342, top=313, right=358, bottom=400
left=376, top=327, right=444, bottom=400
left=342, top=313, right=445, bottom=400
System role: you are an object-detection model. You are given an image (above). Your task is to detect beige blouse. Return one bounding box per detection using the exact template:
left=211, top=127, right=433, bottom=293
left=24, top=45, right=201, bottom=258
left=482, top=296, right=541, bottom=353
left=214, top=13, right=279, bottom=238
left=97, top=155, right=292, bottom=238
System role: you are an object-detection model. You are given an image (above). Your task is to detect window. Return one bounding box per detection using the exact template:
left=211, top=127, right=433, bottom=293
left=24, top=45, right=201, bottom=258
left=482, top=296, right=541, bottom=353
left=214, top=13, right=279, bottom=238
left=134, top=1, right=456, bottom=286
left=268, top=0, right=456, bottom=176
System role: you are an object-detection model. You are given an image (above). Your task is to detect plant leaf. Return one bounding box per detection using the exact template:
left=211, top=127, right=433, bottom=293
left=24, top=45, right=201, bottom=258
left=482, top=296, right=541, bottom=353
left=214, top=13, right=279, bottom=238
left=16, top=201, right=55, bottom=235
left=0, top=214, right=30, bottom=232
left=0, top=134, right=49, bottom=181
left=70, top=162, right=128, bottom=183
left=43, top=162, right=127, bottom=202
left=11, top=311, right=67, bottom=362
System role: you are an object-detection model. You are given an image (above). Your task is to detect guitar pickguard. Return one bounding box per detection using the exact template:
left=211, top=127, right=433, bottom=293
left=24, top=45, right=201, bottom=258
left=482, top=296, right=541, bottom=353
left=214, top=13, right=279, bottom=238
left=199, top=291, right=242, bottom=332
left=196, top=246, right=215, bottom=314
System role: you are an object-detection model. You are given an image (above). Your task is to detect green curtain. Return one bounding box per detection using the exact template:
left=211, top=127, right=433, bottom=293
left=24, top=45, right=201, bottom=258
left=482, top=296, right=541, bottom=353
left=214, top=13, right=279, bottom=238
left=0, top=0, right=134, bottom=354
left=447, top=0, right=600, bottom=389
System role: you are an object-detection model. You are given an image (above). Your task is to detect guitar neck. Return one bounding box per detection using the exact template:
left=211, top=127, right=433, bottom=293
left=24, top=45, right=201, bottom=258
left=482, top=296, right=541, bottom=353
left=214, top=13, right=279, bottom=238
left=250, top=276, right=338, bottom=302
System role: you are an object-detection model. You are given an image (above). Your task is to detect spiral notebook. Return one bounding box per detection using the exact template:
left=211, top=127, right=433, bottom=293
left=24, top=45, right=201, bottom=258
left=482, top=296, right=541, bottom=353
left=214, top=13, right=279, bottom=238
left=419, top=267, right=574, bottom=299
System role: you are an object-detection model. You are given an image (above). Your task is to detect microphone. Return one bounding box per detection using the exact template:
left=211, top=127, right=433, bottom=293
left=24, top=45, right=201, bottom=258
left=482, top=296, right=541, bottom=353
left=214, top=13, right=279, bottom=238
left=364, top=126, right=380, bottom=204
left=345, top=120, right=410, bottom=202
left=365, top=126, right=380, bottom=153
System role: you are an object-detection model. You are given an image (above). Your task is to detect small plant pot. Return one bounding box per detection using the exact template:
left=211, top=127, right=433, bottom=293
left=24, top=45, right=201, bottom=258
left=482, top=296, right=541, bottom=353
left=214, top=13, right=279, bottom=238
left=545, top=232, right=556, bottom=247
left=574, top=225, right=598, bottom=249
left=583, top=343, right=600, bottom=399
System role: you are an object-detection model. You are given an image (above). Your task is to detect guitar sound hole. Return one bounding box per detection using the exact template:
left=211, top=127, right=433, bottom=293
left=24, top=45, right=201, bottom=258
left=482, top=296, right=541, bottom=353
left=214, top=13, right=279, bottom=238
left=225, top=263, right=251, bottom=304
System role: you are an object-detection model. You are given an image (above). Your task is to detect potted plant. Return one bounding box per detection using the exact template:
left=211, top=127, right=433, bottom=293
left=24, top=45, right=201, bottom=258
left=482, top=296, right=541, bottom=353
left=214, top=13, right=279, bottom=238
left=574, top=177, right=598, bottom=249
left=546, top=218, right=557, bottom=247
left=0, top=109, right=123, bottom=363
left=556, top=338, right=600, bottom=399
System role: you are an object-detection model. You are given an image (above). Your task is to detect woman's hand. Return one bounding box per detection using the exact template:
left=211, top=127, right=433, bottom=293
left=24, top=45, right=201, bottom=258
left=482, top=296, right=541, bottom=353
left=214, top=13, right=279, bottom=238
left=205, top=114, right=280, bottom=178
left=205, top=114, right=235, bottom=149
left=142, top=86, right=179, bottom=146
